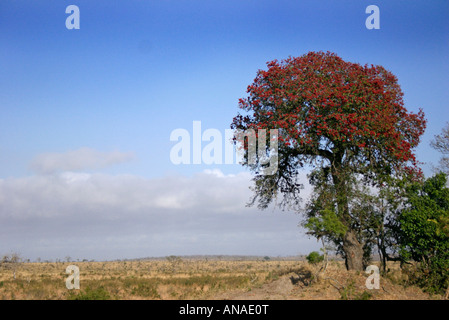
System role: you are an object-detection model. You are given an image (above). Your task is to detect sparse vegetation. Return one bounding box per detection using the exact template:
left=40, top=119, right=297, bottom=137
left=0, top=257, right=444, bottom=300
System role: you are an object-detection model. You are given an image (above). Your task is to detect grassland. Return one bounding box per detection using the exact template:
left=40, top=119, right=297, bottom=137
left=0, top=257, right=444, bottom=300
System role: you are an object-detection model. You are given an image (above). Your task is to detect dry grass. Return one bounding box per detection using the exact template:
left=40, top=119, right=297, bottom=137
left=0, top=258, right=444, bottom=300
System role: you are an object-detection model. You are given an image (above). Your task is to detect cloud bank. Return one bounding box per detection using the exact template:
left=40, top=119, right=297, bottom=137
left=2, top=154, right=317, bottom=261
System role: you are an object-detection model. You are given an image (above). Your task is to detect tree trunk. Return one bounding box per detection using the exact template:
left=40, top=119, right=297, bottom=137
left=342, top=229, right=364, bottom=271
left=331, top=159, right=365, bottom=271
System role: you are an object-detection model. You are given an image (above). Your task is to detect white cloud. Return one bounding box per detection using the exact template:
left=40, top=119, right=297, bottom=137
left=203, top=168, right=230, bottom=178
left=29, top=147, right=135, bottom=174
left=0, top=170, right=317, bottom=261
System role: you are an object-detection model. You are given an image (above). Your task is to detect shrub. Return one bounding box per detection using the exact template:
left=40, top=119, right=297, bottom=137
left=306, top=251, right=324, bottom=265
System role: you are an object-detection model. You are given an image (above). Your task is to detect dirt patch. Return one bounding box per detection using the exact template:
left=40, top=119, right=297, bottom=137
left=216, top=273, right=297, bottom=300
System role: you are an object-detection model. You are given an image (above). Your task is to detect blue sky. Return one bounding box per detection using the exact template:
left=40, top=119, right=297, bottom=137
left=0, top=0, right=448, bottom=261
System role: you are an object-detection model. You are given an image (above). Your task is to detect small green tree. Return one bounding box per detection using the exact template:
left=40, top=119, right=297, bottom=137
left=398, top=172, right=449, bottom=294
left=306, top=251, right=324, bottom=265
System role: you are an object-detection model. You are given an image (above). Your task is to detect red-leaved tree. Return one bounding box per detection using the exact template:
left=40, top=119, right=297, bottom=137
left=231, top=51, right=426, bottom=270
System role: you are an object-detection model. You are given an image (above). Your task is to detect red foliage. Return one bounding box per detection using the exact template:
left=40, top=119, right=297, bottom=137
left=231, top=51, right=426, bottom=175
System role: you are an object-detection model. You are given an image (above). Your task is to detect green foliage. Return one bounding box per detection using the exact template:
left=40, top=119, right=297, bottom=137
left=305, top=208, right=347, bottom=239
left=69, top=286, right=111, bottom=300
left=306, top=251, right=324, bottom=265
left=399, top=173, right=449, bottom=294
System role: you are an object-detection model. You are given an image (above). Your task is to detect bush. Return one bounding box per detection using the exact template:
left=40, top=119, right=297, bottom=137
left=306, top=251, right=324, bottom=265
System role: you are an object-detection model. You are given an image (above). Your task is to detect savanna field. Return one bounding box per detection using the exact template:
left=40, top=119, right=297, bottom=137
left=0, top=257, right=444, bottom=300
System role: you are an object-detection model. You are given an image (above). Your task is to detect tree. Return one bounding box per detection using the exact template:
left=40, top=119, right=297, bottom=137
left=231, top=51, right=426, bottom=270
left=398, top=173, right=449, bottom=294
left=166, top=255, right=182, bottom=273
left=431, top=122, right=449, bottom=174
left=0, top=252, right=22, bottom=279
left=306, top=251, right=324, bottom=265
